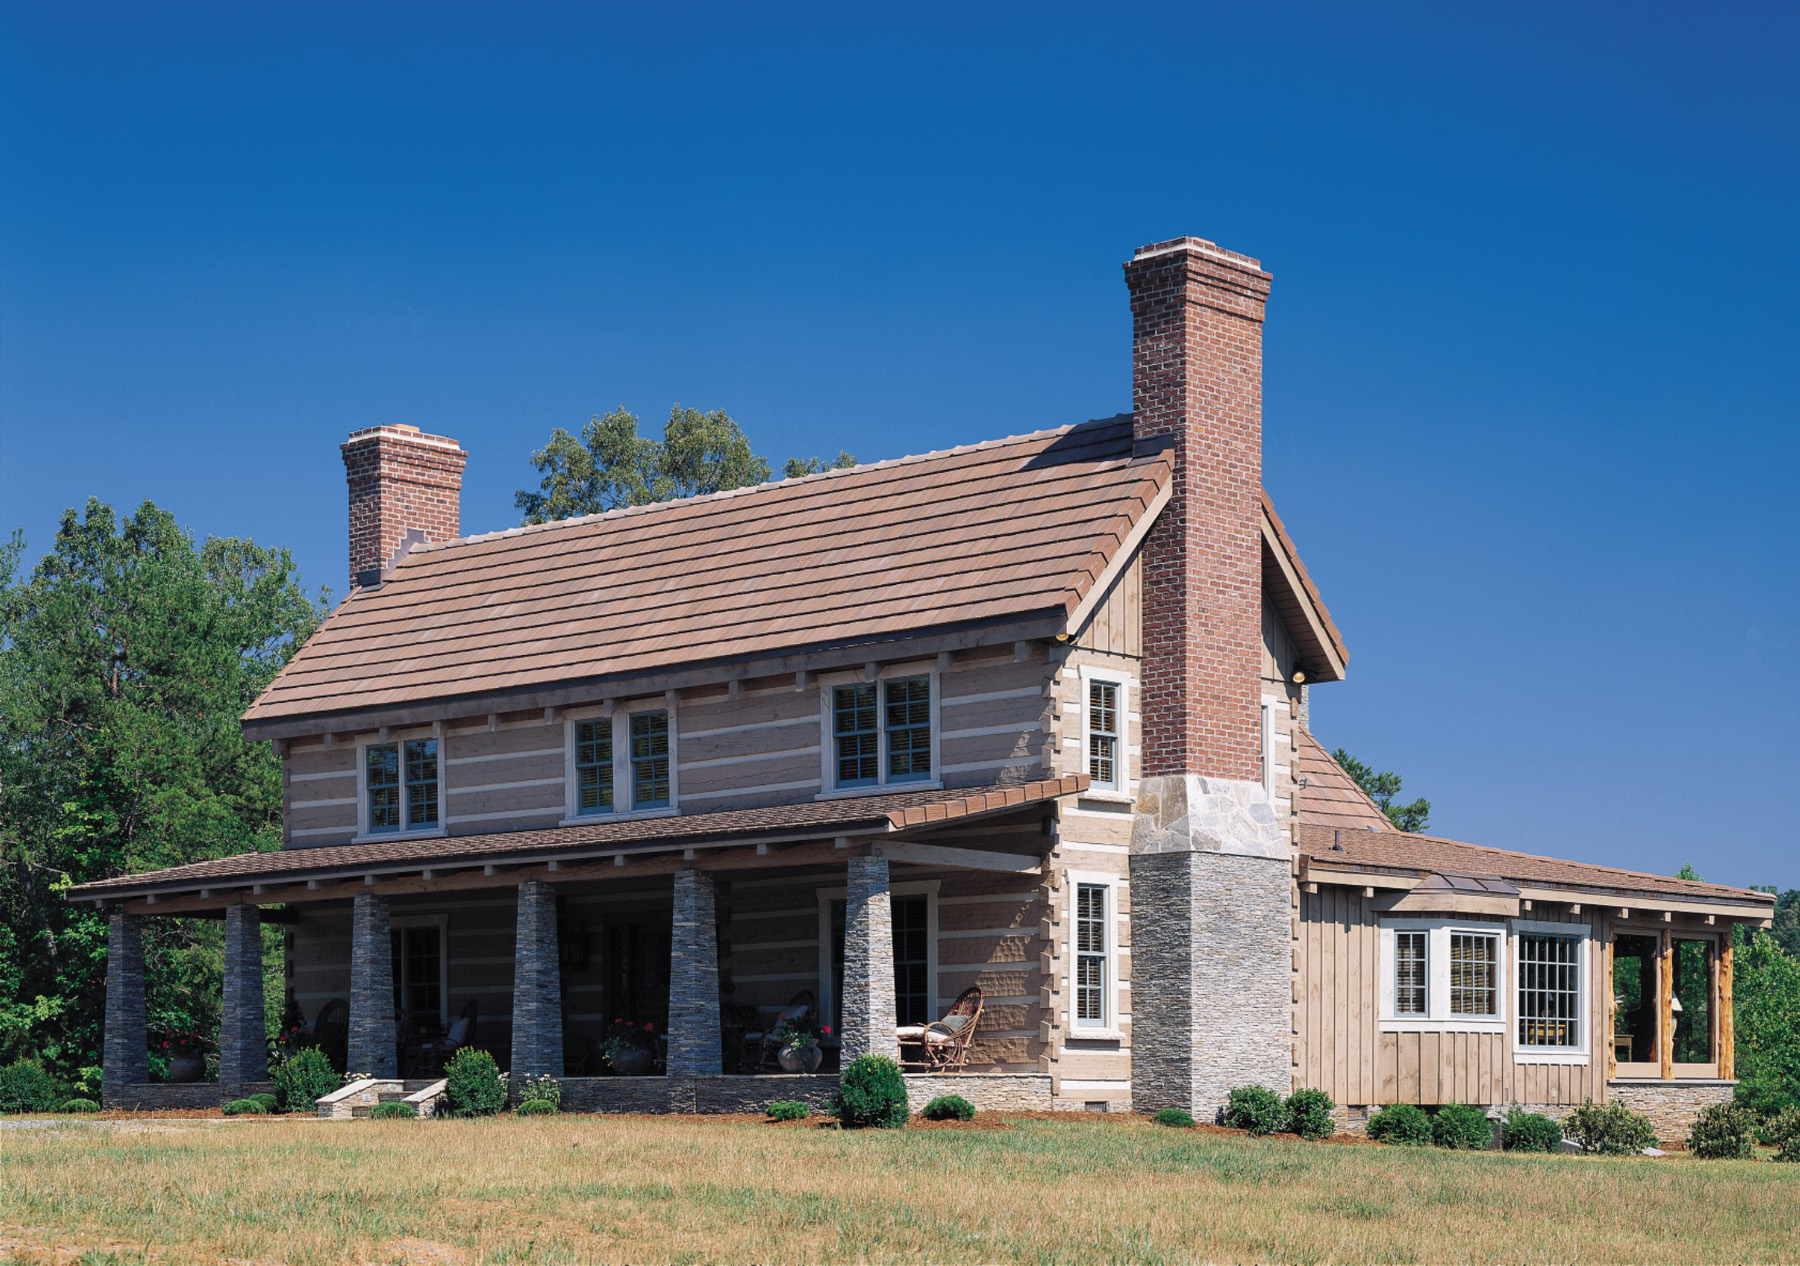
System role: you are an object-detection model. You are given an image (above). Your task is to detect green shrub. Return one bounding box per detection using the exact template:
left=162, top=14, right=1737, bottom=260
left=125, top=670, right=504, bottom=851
left=0, top=1059, right=61, bottom=1114
left=443, top=1047, right=506, bottom=1118
left=1687, top=1102, right=1756, bottom=1159
left=222, top=1098, right=267, bottom=1116
left=921, top=1094, right=976, bottom=1122
left=1735, top=1075, right=1800, bottom=1145
left=1152, top=1107, right=1196, bottom=1129
left=1285, top=1089, right=1335, bottom=1140
left=515, top=1098, right=556, bottom=1116
left=1222, top=1085, right=1286, bottom=1135
left=272, top=1047, right=340, bottom=1114
left=516, top=1073, right=562, bottom=1111
left=57, top=1098, right=100, bottom=1114
left=1502, top=1106, right=1564, bottom=1153
left=766, top=1100, right=811, bottom=1122
left=1770, top=1108, right=1800, bottom=1163
left=1367, top=1103, right=1433, bottom=1146
left=371, top=1101, right=418, bottom=1119
left=249, top=1092, right=279, bottom=1114
left=1432, top=1102, right=1492, bottom=1150
left=1562, top=1098, right=1658, bottom=1155
left=832, top=1054, right=907, bottom=1129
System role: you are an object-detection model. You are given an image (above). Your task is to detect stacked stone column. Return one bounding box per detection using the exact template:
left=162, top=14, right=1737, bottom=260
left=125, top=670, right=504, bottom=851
left=102, top=911, right=148, bottom=1108
left=666, top=869, right=722, bottom=1077
left=347, top=892, right=397, bottom=1078
left=839, top=854, right=899, bottom=1062
left=219, top=902, right=268, bottom=1092
left=509, top=880, right=563, bottom=1097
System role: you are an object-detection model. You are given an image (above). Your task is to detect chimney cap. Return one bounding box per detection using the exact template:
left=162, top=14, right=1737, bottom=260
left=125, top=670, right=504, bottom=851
left=1129, top=236, right=1265, bottom=274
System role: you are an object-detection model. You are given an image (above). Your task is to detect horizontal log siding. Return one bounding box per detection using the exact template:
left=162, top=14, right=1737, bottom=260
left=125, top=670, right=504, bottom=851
left=1048, top=799, right=1133, bottom=1105
left=1296, top=889, right=1608, bottom=1109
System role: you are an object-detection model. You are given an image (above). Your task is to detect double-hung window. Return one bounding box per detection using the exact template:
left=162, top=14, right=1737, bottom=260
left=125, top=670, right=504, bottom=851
left=827, top=672, right=935, bottom=791
left=1449, top=932, right=1499, bottom=1017
left=574, top=719, right=614, bottom=813
left=1087, top=680, right=1121, bottom=791
left=1074, top=882, right=1109, bottom=1029
left=568, top=705, right=676, bottom=818
left=1394, top=930, right=1427, bottom=1016
left=630, top=711, right=671, bottom=808
left=1517, top=931, right=1581, bottom=1051
left=365, top=738, right=439, bottom=835
left=1380, top=920, right=1507, bottom=1032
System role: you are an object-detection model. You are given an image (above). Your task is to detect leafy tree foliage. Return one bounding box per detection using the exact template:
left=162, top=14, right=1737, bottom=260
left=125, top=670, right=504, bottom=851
left=0, top=501, right=325, bottom=1084
left=1734, top=929, right=1800, bottom=1092
left=515, top=405, right=858, bottom=524
left=1331, top=748, right=1431, bottom=833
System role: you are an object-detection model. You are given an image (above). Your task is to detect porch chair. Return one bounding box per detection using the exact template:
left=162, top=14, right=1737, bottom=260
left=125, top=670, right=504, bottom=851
left=419, top=998, right=478, bottom=1077
left=310, top=999, right=349, bottom=1074
left=896, top=985, right=983, bottom=1072
left=742, top=990, right=815, bottom=1072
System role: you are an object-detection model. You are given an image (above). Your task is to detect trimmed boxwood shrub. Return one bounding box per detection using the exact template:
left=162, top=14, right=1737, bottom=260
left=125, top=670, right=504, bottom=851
left=1223, top=1085, right=1286, bottom=1136
left=1368, top=1103, right=1433, bottom=1146
left=515, top=1098, right=556, bottom=1117
left=444, top=1047, right=506, bottom=1118
left=832, top=1054, right=908, bottom=1129
left=222, top=1098, right=268, bottom=1116
left=58, top=1098, right=99, bottom=1113
left=273, top=1047, right=341, bottom=1114
left=921, top=1094, right=976, bottom=1122
left=1687, top=1102, right=1755, bottom=1159
left=1502, top=1107, right=1563, bottom=1153
left=1432, top=1102, right=1492, bottom=1150
left=1562, top=1099, right=1658, bottom=1155
left=249, top=1092, right=279, bottom=1114
left=1771, top=1108, right=1800, bottom=1163
left=0, top=1059, right=61, bottom=1114
left=1285, top=1089, right=1335, bottom=1140
left=1152, top=1107, right=1196, bottom=1129
left=766, top=1100, right=811, bottom=1122
left=1735, top=1076, right=1800, bottom=1145
left=371, top=1101, right=418, bottom=1119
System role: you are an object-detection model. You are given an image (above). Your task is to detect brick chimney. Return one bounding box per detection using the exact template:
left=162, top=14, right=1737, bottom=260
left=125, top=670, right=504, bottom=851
left=341, top=425, right=468, bottom=592
left=1125, top=236, right=1271, bottom=784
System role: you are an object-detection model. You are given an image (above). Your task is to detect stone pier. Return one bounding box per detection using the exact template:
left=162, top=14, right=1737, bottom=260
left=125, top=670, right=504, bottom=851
left=509, top=880, right=563, bottom=1098
left=840, top=854, right=898, bottom=1063
left=219, top=901, right=268, bottom=1092
left=347, top=893, right=396, bottom=1078
left=666, top=869, right=721, bottom=1077
left=102, top=911, right=148, bottom=1108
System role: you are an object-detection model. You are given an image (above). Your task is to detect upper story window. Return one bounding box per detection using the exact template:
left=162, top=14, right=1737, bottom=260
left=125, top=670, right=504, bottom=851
left=1088, top=681, right=1120, bottom=791
left=630, top=710, right=671, bottom=808
left=1379, top=919, right=1508, bottom=1033
left=364, top=738, right=439, bottom=835
left=824, top=670, right=936, bottom=793
left=567, top=703, right=677, bottom=819
left=574, top=718, right=614, bottom=813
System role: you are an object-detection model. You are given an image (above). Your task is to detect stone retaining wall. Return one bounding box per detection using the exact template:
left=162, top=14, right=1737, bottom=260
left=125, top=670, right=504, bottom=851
left=558, top=1073, right=1053, bottom=1115
left=1608, top=1080, right=1735, bottom=1141
left=111, top=1081, right=275, bottom=1111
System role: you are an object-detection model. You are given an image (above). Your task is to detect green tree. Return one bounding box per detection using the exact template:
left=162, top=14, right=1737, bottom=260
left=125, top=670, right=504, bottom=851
left=515, top=405, right=855, bottom=523
left=0, top=501, right=325, bottom=1084
left=782, top=451, right=859, bottom=480
left=1748, top=886, right=1800, bottom=960
left=1331, top=748, right=1431, bottom=833
left=1734, top=929, right=1800, bottom=1090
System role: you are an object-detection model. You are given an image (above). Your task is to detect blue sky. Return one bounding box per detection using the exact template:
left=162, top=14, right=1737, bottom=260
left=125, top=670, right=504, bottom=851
left=2, top=2, right=1795, bottom=887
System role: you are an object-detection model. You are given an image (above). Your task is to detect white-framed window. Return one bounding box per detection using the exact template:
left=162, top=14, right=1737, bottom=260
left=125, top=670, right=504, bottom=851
left=818, top=665, right=940, bottom=796
left=816, top=879, right=941, bottom=1037
left=357, top=733, right=444, bottom=840
left=1259, top=698, right=1274, bottom=794
left=1514, top=920, right=1588, bottom=1062
left=563, top=699, right=679, bottom=821
left=1378, top=919, right=1506, bottom=1033
left=1066, top=870, right=1122, bottom=1036
left=1076, top=667, right=1133, bottom=799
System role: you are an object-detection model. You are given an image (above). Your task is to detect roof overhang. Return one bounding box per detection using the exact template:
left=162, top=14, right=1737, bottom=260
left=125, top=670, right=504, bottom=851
left=1262, top=493, right=1348, bottom=683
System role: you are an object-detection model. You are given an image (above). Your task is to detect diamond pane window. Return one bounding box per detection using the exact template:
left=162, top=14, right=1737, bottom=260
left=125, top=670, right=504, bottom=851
left=575, top=718, right=614, bottom=814
left=1088, top=681, right=1120, bottom=790
left=833, top=684, right=879, bottom=786
left=630, top=710, right=670, bottom=808
left=1449, top=932, right=1498, bottom=1017
left=884, top=676, right=932, bottom=781
left=1395, top=930, right=1427, bottom=1016
left=1075, top=883, right=1107, bottom=1026
left=1517, top=933, right=1581, bottom=1048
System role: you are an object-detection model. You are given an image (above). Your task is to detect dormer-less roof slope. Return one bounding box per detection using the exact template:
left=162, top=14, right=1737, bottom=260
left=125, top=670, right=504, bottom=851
left=245, top=418, right=1174, bottom=728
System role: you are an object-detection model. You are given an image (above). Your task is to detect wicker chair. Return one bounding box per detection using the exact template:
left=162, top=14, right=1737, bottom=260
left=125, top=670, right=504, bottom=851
left=742, top=990, right=815, bottom=1071
left=896, top=985, right=983, bottom=1072
left=419, top=998, right=478, bottom=1077
left=310, top=999, right=349, bottom=1074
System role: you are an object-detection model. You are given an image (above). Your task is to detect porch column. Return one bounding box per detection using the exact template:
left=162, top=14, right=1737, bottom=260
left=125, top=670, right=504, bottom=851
left=840, top=854, right=899, bottom=1063
left=219, top=902, right=268, bottom=1091
left=102, top=911, right=148, bottom=1108
left=509, top=880, right=563, bottom=1096
left=666, top=869, right=721, bottom=1076
left=347, top=893, right=397, bottom=1078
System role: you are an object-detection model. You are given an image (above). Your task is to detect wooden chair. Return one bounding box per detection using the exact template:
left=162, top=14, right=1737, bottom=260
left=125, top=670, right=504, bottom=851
left=896, top=986, right=983, bottom=1072
left=741, top=990, right=815, bottom=1071
left=310, top=999, right=349, bottom=1074
left=419, top=998, right=478, bottom=1077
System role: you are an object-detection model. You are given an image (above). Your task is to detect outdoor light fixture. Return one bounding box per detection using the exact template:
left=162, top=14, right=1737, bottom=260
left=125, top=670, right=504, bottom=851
left=1291, top=670, right=1306, bottom=684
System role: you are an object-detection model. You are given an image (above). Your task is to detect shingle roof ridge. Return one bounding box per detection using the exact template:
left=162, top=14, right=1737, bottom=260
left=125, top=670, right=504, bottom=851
left=423, top=416, right=1131, bottom=555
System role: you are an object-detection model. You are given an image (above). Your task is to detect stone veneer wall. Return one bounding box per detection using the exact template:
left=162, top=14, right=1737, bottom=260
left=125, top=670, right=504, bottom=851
left=219, top=903, right=267, bottom=1091
left=558, top=1074, right=1053, bottom=1115
left=102, top=912, right=148, bottom=1108
left=508, top=880, right=563, bottom=1098
left=1608, top=1080, right=1737, bottom=1141
left=109, top=1081, right=277, bottom=1111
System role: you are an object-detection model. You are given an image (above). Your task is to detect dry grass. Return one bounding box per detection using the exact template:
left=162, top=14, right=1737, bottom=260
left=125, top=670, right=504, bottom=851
left=1, top=1113, right=1798, bottom=1264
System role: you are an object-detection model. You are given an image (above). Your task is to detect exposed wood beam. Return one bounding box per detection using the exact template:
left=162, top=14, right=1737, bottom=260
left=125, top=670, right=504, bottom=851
left=874, top=840, right=1042, bottom=874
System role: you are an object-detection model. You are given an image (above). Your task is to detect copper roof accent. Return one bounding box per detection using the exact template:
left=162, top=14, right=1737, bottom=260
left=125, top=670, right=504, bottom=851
left=1297, top=824, right=1772, bottom=907
left=1261, top=493, right=1348, bottom=681
left=1293, top=729, right=1396, bottom=833
left=68, top=776, right=1086, bottom=901
left=244, top=419, right=1171, bottom=724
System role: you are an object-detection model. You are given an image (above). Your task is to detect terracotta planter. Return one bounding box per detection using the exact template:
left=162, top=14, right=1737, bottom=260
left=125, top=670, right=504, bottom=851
left=609, top=1047, right=654, bottom=1077
left=168, top=1056, right=205, bottom=1084
left=778, top=1042, right=823, bottom=1074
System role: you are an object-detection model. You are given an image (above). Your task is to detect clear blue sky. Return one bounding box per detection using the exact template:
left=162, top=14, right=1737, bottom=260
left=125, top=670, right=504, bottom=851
left=3, top=2, right=1795, bottom=888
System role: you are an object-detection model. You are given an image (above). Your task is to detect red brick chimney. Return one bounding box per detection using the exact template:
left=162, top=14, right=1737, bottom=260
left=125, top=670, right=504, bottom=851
left=341, top=425, right=468, bottom=592
left=1124, top=237, right=1272, bottom=785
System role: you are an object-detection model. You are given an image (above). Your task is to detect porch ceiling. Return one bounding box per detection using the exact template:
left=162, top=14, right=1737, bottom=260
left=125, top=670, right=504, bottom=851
left=69, top=775, right=1085, bottom=907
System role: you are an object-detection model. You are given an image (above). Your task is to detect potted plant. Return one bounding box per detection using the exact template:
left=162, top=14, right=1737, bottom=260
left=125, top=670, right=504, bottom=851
left=773, top=1016, right=828, bottom=1074
left=161, top=1030, right=209, bottom=1083
left=599, top=1019, right=657, bottom=1076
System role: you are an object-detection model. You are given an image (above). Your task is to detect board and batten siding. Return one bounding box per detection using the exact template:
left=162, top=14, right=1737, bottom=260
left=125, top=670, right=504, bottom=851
left=1294, top=887, right=1607, bottom=1109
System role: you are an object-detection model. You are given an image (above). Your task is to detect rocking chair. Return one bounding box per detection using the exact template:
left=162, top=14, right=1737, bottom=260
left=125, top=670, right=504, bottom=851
left=419, top=998, right=478, bottom=1077
left=742, top=990, right=815, bottom=1072
left=896, top=985, right=983, bottom=1072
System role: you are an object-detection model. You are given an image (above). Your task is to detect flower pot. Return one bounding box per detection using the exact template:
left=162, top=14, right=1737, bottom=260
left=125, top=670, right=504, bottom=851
left=609, top=1047, right=654, bottom=1077
left=168, top=1056, right=205, bottom=1084
left=778, top=1042, right=823, bottom=1074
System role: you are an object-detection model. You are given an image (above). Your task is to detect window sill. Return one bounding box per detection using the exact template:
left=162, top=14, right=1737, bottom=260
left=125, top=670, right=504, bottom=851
left=350, top=827, right=447, bottom=845
left=1378, top=1019, right=1506, bottom=1035
left=1064, top=1029, right=1125, bottom=1043
left=815, top=781, right=943, bottom=802
left=558, top=807, right=679, bottom=828
left=1512, top=1050, right=1590, bottom=1065
left=1077, top=789, right=1134, bottom=806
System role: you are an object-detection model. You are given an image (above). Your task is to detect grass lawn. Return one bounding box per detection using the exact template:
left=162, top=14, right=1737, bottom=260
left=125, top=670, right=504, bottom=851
left=2, top=1113, right=1798, bottom=1265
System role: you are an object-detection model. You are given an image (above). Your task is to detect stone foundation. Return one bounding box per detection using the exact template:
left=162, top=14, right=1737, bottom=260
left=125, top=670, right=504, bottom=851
left=557, top=1073, right=1053, bottom=1115
left=109, top=1081, right=275, bottom=1111
left=1608, top=1079, right=1736, bottom=1141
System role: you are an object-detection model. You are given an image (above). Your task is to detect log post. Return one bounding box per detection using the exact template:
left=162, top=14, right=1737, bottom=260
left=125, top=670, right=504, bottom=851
left=1658, top=927, right=1673, bottom=1081
left=1718, top=935, right=1735, bottom=1080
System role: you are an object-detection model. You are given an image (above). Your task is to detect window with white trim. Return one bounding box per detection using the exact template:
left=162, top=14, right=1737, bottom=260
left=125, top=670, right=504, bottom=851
left=1259, top=699, right=1274, bottom=794
left=1394, top=930, right=1427, bottom=1015
left=1087, top=680, right=1121, bottom=791
left=1517, top=931, right=1582, bottom=1051
left=1450, top=931, right=1499, bottom=1017
left=1379, top=919, right=1507, bottom=1031
left=364, top=738, right=439, bottom=835
left=566, top=702, right=678, bottom=818
left=823, top=670, right=936, bottom=792
left=1074, top=882, right=1109, bottom=1028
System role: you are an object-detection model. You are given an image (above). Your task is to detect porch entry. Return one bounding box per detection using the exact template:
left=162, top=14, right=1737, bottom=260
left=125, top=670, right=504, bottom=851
left=1611, top=926, right=1724, bottom=1079
left=824, top=893, right=932, bottom=1032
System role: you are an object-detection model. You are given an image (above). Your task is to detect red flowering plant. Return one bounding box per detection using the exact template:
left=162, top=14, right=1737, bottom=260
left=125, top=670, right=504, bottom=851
left=598, top=1018, right=658, bottom=1069
left=161, top=1029, right=210, bottom=1059
left=772, top=1017, right=829, bottom=1050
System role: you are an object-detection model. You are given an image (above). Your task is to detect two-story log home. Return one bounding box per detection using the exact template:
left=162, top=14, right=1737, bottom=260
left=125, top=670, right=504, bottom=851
left=73, top=235, right=1773, bottom=1133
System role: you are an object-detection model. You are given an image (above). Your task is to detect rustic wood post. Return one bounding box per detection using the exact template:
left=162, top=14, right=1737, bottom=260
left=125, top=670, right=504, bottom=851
left=1603, top=932, right=1616, bottom=1081
left=1658, top=927, right=1673, bottom=1081
left=1718, top=935, right=1735, bottom=1080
